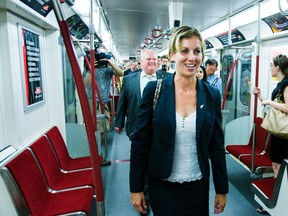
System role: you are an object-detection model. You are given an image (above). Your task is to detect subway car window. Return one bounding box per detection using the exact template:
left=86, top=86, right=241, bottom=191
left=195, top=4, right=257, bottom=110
left=222, top=54, right=234, bottom=100
left=239, top=51, right=252, bottom=106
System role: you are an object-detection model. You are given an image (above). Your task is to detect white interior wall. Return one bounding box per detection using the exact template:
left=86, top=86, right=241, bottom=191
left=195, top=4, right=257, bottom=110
left=0, top=12, right=7, bottom=151
left=257, top=36, right=288, bottom=117
left=0, top=1, right=65, bottom=214
left=0, top=12, right=65, bottom=150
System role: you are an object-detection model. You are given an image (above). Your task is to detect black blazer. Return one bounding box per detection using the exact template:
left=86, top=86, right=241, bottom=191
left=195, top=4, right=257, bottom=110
left=130, top=74, right=229, bottom=195
left=115, top=72, right=142, bottom=137
left=115, top=71, right=171, bottom=137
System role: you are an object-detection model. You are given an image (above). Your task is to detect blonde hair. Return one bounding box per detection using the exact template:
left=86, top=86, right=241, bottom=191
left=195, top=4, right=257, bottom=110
left=169, top=26, right=205, bottom=60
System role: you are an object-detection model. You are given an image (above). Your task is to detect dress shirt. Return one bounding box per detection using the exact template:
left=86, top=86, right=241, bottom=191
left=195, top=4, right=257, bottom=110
left=207, top=74, right=222, bottom=96
left=140, top=71, right=157, bottom=97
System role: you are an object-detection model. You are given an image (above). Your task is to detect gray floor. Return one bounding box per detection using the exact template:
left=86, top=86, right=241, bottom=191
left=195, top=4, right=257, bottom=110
left=66, top=123, right=263, bottom=216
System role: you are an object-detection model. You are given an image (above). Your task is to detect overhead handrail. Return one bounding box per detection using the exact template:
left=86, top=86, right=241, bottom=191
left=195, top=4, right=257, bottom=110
left=154, top=42, right=163, bottom=49
left=144, top=37, right=153, bottom=45
left=151, top=28, right=162, bottom=39
left=51, top=1, right=105, bottom=215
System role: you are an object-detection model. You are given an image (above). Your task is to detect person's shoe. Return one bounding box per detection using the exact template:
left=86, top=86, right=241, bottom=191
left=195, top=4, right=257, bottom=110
left=256, top=207, right=269, bottom=215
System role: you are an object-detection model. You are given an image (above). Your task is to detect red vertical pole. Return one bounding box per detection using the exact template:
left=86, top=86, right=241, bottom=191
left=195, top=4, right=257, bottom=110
left=253, top=55, right=260, bottom=123
left=51, top=1, right=105, bottom=215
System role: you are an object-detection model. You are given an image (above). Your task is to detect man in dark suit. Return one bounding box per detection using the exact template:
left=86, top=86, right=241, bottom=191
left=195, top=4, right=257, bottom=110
left=115, top=49, right=164, bottom=216
left=124, top=60, right=140, bottom=76
left=114, top=49, right=164, bottom=138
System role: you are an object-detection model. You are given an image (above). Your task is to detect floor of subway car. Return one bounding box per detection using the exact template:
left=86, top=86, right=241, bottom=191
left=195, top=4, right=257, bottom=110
left=66, top=123, right=263, bottom=216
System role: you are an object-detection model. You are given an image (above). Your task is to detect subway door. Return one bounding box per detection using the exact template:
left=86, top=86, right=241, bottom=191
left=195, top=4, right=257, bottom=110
left=221, top=48, right=252, bottom=124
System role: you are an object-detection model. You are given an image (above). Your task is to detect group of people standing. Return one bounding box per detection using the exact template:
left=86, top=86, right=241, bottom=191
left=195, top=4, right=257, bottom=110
left=84, top=24, right=288, bottom=216
left=115, top=26, right=228, bottom=216
left=196, top=58, right=222, bottom=96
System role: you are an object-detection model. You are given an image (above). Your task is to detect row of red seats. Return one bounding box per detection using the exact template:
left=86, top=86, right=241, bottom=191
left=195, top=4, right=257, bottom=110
left=251, top=159, right=288, bottom=215
left=0, top=126, right=96, bottom=215
left=226, top=117, right=288, bottom=215
left=226, top=117, right=272, bottom=175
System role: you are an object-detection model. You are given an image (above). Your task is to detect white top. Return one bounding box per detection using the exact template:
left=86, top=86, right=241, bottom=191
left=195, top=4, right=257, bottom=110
left=140, top=71, right=157, bottom=97
left=167, top=112, right=203, bottom=183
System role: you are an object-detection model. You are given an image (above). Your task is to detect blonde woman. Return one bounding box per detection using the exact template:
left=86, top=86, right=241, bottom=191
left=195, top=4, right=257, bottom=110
left=130, top=26, right=228, bottom=216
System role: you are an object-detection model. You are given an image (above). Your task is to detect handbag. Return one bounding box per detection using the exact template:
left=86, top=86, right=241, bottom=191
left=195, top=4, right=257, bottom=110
left=261, top=95, right=288, bottom=139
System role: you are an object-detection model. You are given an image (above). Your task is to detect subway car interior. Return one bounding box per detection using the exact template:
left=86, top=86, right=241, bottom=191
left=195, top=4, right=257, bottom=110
left=0, top=0, right=288, bottom=215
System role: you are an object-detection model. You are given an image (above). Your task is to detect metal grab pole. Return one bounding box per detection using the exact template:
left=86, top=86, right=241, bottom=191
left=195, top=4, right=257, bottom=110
left=89, top=0, right=105, bottom=116
left=251, top=123, right=256, bottom=175
left=253, top=2, right=261, bottom=123
left=251, top=3, right=261, bottom=179
left=84, top=54, right=104, bottom=117
left=51, top=1, right=105, bottom=215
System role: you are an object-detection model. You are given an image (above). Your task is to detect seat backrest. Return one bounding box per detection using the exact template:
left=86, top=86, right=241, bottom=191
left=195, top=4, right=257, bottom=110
left=254, top=117, right=269, bottom=152
left=245, top=117, right=268, bottom=152
left=45, top=126, right=71, bottom=168
left=5, top=149, right=49, bottom=215
left=251, top=158, right=288, bottom=208
left=29, top=136, right=62, bottom=187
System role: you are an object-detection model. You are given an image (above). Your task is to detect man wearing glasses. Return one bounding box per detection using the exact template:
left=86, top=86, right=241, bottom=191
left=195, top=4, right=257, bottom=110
left=205, top=59, right=222, bottom=96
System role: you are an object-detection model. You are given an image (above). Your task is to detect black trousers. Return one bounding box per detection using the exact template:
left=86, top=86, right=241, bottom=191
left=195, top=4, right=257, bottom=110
left=148, top=177, right=209, bottom=216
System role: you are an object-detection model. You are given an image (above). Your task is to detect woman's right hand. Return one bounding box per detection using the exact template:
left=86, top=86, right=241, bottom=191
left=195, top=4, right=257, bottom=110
left=130, top=192, right=147, bottom=214
left=253, top=87, right=261, bottom=95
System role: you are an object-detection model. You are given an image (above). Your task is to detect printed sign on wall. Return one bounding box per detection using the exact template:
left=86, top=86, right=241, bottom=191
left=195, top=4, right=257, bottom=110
left=20, top=0, right=53, bottom=17
left=18, top=25, right=44, bottom=112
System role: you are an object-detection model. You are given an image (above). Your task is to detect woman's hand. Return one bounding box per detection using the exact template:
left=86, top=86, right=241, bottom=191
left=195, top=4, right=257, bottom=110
left=214, top=194, right=227, bottom=214
left=114, top=127, right=122, bottom=134
left=130, top=192, right=147, bottom=214
left=253, top=87, right=261, bottom=96
left=261, top=99, right=271, bottom=106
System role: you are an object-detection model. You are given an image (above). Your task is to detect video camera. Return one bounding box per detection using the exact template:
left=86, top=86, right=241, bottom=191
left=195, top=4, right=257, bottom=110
left=85, top=51, right=111, bottom=68
left=94, top=52, right=111, bottom=67
left=161, top=65, right=167, bottom=72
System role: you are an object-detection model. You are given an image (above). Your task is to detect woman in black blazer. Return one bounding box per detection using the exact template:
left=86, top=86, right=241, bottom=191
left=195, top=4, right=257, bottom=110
left=130, top=26, right=228, bottom=216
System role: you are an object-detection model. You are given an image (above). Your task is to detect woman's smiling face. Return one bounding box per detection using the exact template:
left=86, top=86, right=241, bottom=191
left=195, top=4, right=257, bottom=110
left=171, top=36, right=203, bottom=78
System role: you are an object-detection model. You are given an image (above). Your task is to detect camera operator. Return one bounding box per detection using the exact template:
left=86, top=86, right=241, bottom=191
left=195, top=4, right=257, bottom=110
left=156, top=55, right=174, bottom=79
left=84, top=52, right=123, bottom=132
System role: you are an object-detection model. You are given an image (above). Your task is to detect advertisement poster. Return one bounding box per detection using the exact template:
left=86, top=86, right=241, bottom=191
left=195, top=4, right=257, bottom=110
left=19, top=26, right=44, bottom=111
left=262, top=13, right=288, bottom=33
left=205, top=39, right=214, bottom=49
left=20, top=0, right=52, bottom=17
left=67, top=14, right=89, bottom=39
left=216, top=29, right=246, bottom=45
